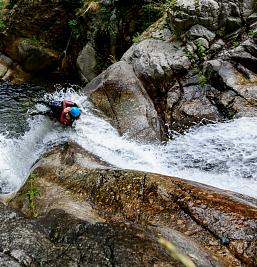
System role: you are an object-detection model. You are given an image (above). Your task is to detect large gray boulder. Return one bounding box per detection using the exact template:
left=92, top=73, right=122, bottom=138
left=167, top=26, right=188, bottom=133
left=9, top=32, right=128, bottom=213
left=76, top=43, right=98, bottom=83
left=120, top=38, right=224, bottom=131
left=168, top=80, right=223, bottom=130
left=84, top=61, right=162, bottom=142
left=7, top=143, right=257, bottom=266
left=122, top=39, right=190, bottom=99
left=0, top=52, right=31, bottom=83
left=5, top=38, right=58, bottom=73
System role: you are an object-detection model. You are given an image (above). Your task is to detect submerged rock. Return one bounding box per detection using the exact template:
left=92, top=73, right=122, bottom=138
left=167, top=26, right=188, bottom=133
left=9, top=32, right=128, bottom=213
left=0, top=52, right=31, bottom=83
left=8, top=143, right=257, bottom=266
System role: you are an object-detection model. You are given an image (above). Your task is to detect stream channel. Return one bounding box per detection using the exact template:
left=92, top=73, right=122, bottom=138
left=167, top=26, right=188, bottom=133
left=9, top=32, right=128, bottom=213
left=1, top=82, right=257, bottom=199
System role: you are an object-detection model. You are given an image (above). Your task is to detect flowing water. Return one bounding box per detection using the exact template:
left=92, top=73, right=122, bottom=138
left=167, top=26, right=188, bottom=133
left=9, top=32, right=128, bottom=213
left=1, top=82, right=257, bottom=199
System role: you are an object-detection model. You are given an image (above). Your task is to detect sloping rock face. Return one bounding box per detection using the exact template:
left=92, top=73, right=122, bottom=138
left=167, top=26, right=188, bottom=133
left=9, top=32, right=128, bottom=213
left=8, top=143, right=257, bottom=266
left=85, top=61, right=162, bottom=142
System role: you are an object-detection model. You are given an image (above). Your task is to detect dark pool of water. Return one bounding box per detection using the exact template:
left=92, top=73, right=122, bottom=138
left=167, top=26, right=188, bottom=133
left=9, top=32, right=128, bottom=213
left=0, top=81, right=76, bottom=136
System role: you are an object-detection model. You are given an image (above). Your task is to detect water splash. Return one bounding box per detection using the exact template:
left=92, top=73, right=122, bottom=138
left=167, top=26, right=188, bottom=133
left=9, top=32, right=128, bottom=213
left=0, top=86, right=257, bottom=199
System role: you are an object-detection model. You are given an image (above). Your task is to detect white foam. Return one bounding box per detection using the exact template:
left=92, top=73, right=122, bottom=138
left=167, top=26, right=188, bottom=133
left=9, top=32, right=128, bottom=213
left=0, top=88, right=257, bottom=199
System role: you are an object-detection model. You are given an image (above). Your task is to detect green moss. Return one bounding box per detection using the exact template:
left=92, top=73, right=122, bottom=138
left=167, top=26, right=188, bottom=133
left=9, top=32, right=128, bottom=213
left=0, top=19, right=5, bottom=31
left=232, top=40, right=240, bottom=47
left=0, top=0, right=6, bottom=32
left=25, top=173, right=40, bottom=216
left=99, top=6, right=116, bottom=36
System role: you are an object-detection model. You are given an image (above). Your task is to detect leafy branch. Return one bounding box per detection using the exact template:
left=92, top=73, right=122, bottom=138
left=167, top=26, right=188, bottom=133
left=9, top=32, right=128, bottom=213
left=185, top=40, right=209, bottom=87
left=68, top=19, right=81, bottom=39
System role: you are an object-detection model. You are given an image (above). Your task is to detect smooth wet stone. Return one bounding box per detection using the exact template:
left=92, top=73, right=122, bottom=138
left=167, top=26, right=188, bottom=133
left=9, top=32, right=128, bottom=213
left=8, top=143, right=257, bottom=266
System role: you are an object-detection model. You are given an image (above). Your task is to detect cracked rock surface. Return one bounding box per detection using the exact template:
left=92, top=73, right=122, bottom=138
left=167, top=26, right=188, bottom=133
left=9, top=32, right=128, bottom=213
left=7, top=143, right=257, bottom=267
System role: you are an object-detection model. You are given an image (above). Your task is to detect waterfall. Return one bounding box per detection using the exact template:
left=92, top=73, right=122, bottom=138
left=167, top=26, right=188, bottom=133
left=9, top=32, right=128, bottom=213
left=0, top=86, right=257, bottom=198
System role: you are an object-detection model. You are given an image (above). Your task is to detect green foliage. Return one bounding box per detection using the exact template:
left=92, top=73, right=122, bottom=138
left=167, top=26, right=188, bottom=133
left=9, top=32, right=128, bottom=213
left=142, top=0, right=183, bottom=40
left=195, top=40, right=207, bottom=61
left=248, top=30, right=257, bottom=38
left=132, top=32, right=141, bottom=43
left=142, top=2, right=164, bottom=29
left=68, top=19, right=78, bottom=27
left=0, top=19, right=4, bottom=31
left=185, top=41, right=209, bottom=87
left=26, top=173, right=40, bottom=216
left=143, top=0, right=177, bottom=15
left=232, top=40, right=240, bottom=47
left=185, top=50, right=195, bottom=60
left=184, top=40, right=208, bottom=64
left=0, top=0, right=6, bottom=32
left=198, top=71, right=207, bottom=87
left=134, top=0, right=178, bottom=42
left=99, top=6, right=116, bottom=35
left=68, top=18, right=81, bottom=39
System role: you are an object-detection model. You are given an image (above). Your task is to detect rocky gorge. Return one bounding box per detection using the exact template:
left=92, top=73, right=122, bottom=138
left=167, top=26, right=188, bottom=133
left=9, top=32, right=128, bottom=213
left=0, top=0, right=257, bottom=266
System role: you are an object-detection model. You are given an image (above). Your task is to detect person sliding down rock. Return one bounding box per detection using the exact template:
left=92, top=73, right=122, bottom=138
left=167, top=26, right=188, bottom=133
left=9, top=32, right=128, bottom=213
left=31, top=99, right=81, bottom=127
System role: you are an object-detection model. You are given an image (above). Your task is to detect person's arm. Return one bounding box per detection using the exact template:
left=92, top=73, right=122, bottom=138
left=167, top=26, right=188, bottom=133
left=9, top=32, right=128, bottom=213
left=60, top=107, right=72, bottom=126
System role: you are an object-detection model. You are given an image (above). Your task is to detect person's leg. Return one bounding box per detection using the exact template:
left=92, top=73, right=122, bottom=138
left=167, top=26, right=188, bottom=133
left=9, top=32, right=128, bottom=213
left=29, top=110, right=51, bottom=117
left=49, top=100, right=63, bottom=121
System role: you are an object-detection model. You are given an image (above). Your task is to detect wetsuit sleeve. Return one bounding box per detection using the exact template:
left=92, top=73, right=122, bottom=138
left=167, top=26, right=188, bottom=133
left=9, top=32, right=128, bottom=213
left=60, top=110, right=72, bottom=126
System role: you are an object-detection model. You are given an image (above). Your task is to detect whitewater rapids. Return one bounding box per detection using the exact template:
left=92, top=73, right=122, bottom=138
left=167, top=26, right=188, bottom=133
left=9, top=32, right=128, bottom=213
left=1, top=88, right=257, bottom=199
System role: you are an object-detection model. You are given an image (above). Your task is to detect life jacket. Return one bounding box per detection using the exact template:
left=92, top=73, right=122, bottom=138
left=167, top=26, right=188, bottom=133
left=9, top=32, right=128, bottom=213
left=59, top=100, right=78, bottom=126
